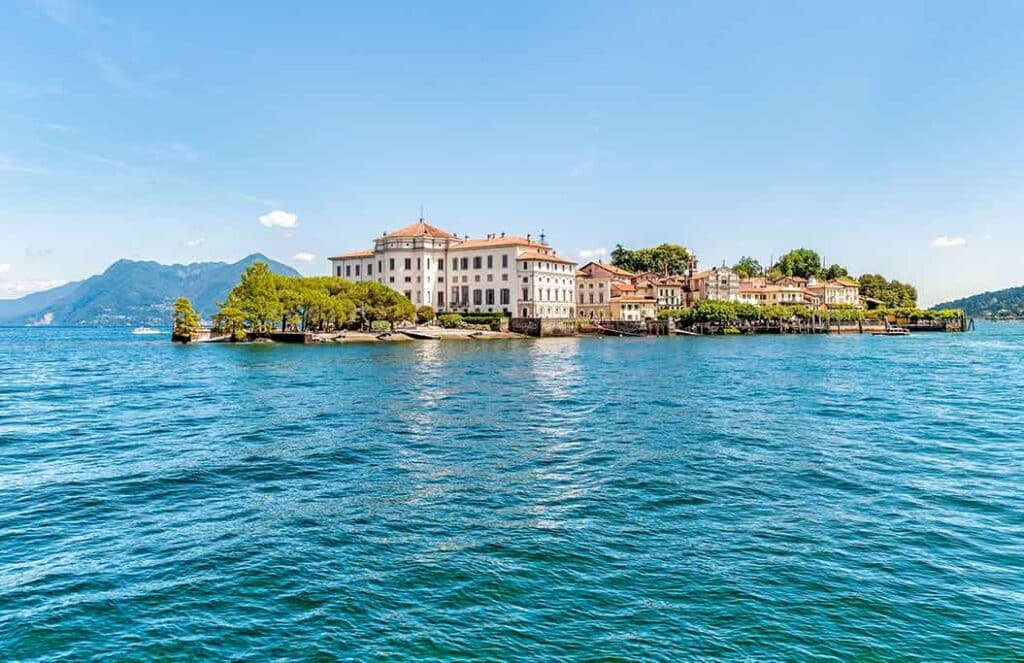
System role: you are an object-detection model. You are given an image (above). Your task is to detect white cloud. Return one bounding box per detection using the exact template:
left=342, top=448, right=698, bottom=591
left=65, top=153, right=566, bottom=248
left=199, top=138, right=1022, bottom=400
left=0, top=155, right=49, bottom=175
left=579, top=247, right=607, bottom=259
left=0, top=279, right=67, bottom=299
left=930, top=236, right=966, bottom=248
left=0, top=264, right=11, bottom=275
left=33, top=0, right=79, bottom=26
left=147, top=140, right=199, bottom=162
left=39, top=122, right=73, bottom=132
left=259, top=210, right=298, bottom=228
left=183, top=238, right=204, bottom=248
left=88, top=51, right=130, bottom=88
left=292, top=252, right=315, bottom=262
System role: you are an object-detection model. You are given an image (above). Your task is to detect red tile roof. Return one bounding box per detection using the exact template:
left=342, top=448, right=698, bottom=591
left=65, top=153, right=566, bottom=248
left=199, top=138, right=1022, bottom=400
left=451, top=235, right=546, bottom=250
left=516, top=250, right=576, bottom=264
left=329, top=249, right=374, bottom=260
left=384, top=220, right=458, bottom=239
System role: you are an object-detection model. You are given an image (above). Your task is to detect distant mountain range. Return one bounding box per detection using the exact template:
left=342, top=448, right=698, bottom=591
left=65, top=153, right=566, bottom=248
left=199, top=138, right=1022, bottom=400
left=0, top=254, right=299, bottom=327
left=932, top=284, right=1024, bottom=318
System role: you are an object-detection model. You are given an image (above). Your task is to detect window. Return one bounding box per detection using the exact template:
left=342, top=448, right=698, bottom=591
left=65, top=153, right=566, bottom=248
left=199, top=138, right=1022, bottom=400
left=599, top=292, right=604, bottom=303
left=367, top=264, right=373, bottom=276
left=502, top=254, right=508, bottom=268
left=437, top=291, right=444, bottom=307
left=485, top=289, right=495, bottom=305
left=389, top=276, right=395, bottom=283
left=500, top=288, right=510, bottom=305
left=473, top=256, right=482, bottom=269
left=336, top=266, right=341, bottom=277
left=452, top=258, right=459, bottom=270
left=426, top=258, right=430, bottom=269
left=404, top=258, right=412, bottom=270
left=451, top=286, right=459, bottom=304
left=417, top=258, right=421, bottom=270
left=378, top=260, right=383, bottom=273
left=438, top=259, right=444, bottom=270
left=501, top=274, right=508, bottom=281
left=522, top=288, right=529, bottom=301
left=461, top=285, right=469, bottom=304
left=389, top=258, right=395, bottom=270
left=487, top=255, right=493, bottom=268
left=405, top=276, right=412, bottom=283
left=404, top=290, right=412, bottom=300
left=589, top=293, right=594, bottom=304
left=486, top=274, right=493, bottom=282
left=473, top=289, right=483, bottom=305
left=460, top=257, right=468, bottom=270
left=355, top=265, right=360, bottom=277
left=346, top=265, right=351, bottom=277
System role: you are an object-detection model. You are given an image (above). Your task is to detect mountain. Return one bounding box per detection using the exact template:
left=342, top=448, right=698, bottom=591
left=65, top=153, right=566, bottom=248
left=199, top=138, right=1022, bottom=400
left=932, top=285, right=1024, bottom=318
left=0, top=254, right=300, bottom=327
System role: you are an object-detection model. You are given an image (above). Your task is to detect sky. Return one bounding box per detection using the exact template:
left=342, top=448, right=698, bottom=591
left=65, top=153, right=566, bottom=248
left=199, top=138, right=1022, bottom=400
left=3, top=1, right=1024, bottom=306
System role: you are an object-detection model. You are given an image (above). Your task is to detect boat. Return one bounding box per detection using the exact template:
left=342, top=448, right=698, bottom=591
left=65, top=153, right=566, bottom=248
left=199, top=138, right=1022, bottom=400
left=872, top=326, right=910, bottom=336
left=400, top=329, right=441, bottom=340
left=131, top=327, right=162, bottom=335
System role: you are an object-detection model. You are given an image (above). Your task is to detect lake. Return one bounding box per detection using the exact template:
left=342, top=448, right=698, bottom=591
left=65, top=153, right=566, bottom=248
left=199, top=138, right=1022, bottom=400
left=1, top=325, right=1021, bottom=659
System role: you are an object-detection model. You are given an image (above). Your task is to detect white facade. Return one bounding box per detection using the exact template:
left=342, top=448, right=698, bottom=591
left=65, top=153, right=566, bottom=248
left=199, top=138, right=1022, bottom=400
left=329, top=221, right=576, bottom=318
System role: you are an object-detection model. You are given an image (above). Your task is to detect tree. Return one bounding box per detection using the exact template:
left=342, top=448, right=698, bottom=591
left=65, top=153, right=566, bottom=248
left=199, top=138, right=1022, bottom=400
left=230, top=262, right=282, bottom=333
left=213, top=305, right=247, bottom=341
left=858, top=274, right=917, bottom=308
left=823, top=264, right=849, bottom=280
left=172, top=297, right=201, bottom=338
left=351, top=282, right=416, bottom=330
left=732, top=256, right=763, bottom=278
left=416, top=305, right=436, bottom=324
left=774, top=248, right=822, bottom=279
left=611, top=243, right=693, bottom=274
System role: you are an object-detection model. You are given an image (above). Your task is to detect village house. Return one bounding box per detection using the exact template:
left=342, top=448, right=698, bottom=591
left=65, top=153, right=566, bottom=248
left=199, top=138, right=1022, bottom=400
left=690, top=265, right=741, bottom=302
left=575, top=261, right=636, bottom=320
left=329, top=220, right=577, bottom=318
left=632, top=272, right=688, bottom=310
left=806, top=276, right=861, bottom=308
left=738, top=281, right=821, bottom=307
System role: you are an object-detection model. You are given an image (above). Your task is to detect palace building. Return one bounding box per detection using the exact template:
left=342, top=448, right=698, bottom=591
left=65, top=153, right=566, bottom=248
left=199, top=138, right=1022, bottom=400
left=328, top=219, right=577, bottom=319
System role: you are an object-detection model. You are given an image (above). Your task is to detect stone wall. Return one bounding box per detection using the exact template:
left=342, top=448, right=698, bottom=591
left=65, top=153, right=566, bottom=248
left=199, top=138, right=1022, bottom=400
left=509, top=317, right=578, bottom=337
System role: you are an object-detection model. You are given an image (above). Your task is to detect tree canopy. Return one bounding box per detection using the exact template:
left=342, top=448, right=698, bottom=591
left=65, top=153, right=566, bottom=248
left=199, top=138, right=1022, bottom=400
left=773, top=248, right=823, bottom=279
left=732, top=256, right=763, bottom=278
left=213, top=261, right=416, bottom=336
left=611, top=243, right=693, bottom=274
left=172, top=297, right=200, bottom=337
left=858, top=274, right=917, bottom=308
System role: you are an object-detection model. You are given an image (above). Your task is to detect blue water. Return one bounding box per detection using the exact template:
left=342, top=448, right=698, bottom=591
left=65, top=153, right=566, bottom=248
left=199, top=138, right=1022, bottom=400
left=1, top=325, right=1022, bottom=659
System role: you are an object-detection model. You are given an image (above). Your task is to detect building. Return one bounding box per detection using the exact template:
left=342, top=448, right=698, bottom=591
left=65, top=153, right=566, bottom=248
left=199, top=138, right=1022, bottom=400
left=690, top=265, right=740, bottom=302
left=328, top=219, right=577, bottom=318
left=575, top=261, right=636, bottom=320
left=806, top=276, right=861, bottom=308
left=633, top=272, right=687, bottom=310
left=738, top=281, right=820, bottom=307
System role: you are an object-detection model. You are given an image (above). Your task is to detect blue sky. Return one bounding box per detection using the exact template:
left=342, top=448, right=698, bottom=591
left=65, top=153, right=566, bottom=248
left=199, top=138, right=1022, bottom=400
left=3, top=1, right=1024, bottom=305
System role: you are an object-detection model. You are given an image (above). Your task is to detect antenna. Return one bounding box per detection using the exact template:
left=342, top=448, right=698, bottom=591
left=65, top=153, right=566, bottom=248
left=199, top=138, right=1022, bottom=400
left=419, top=205, right=424, bottom=222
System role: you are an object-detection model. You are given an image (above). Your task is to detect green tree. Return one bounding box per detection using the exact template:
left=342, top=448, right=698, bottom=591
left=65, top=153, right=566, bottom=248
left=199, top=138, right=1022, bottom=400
left=823, top=264, right=849, bottom=280
left=611, top=243, right=693, bottom=274
left=172, top=297, right=201, bottom=338
left=230, top=262, right=282, bottom=333
left=213, top=305, right=247, bottom=341
left=774, top=248, right=822, bottom=279
left=351, top=281, right=416, bottom=330
left=732, top=256, right=763, bottom=278
left=858, top=274, right=918, bottom=308
left=416, top=305, right=436, bottom=324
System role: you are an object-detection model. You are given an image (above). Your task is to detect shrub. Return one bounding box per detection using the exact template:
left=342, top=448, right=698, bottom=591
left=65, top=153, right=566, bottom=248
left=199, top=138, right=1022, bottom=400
left=438, top=313, right=464, bottom=329
left=722, top=326, right=741, bottom=335
left=416, top=305, right=435, bottom=324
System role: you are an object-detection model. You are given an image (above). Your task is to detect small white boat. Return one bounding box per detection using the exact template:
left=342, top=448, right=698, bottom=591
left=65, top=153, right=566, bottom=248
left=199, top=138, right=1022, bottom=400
left=873, top=326, right=910, bottom=336
left=131, top=327, right=162, bottom=335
